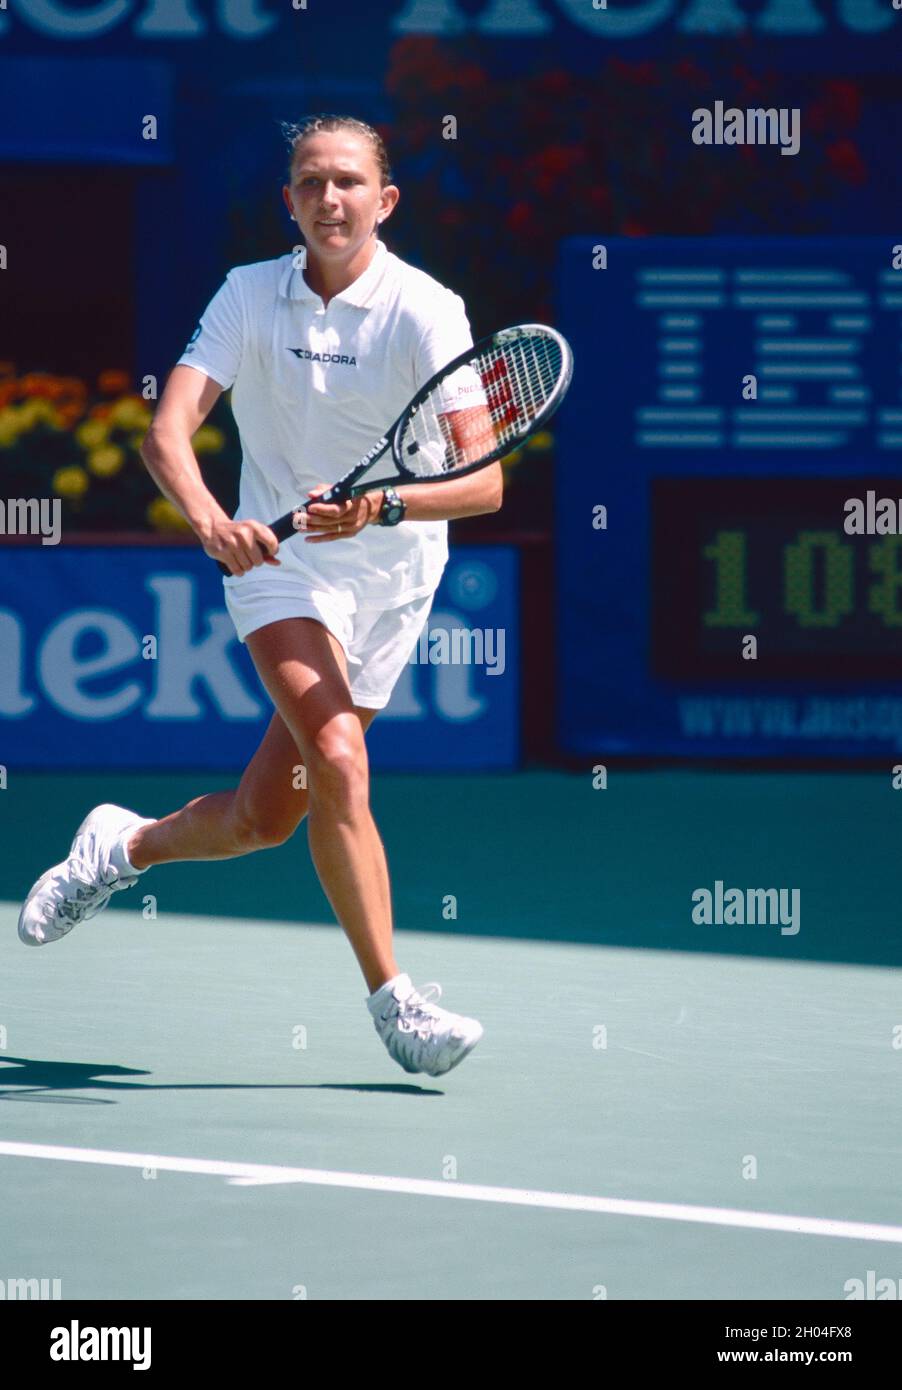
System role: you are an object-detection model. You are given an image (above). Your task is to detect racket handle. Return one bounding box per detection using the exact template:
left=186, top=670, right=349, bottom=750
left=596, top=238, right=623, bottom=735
left=215, top=491, right=342, bottom=575
left=215, top=511, right=298, bottom=575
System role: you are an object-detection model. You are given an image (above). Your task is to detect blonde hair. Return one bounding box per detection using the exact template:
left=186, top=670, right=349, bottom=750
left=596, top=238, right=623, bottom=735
left=282, top=115, right=392, bottom=188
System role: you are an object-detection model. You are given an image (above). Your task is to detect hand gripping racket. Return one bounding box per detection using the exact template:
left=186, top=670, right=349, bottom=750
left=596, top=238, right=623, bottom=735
left=216, top=323, right=573, bottom=573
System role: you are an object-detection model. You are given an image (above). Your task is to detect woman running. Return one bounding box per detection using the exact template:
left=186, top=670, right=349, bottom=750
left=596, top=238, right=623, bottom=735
left=18, top=115, right=502, bottom=1077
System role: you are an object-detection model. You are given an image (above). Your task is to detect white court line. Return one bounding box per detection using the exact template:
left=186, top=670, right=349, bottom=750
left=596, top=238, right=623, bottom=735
left=2, top=1139, right=902, bottom=1244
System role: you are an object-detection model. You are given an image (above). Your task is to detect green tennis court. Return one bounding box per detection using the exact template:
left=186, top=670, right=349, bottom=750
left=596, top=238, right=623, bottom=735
left=1, top=770, right=899, bottom=1300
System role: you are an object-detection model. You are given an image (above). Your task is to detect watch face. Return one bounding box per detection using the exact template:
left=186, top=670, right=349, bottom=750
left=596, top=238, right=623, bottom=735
left=381, top=491, right=404, bottom=525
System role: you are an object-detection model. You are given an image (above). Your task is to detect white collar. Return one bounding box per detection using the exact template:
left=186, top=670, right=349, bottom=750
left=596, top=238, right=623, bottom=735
left=278, top=238, right=388, bottom=307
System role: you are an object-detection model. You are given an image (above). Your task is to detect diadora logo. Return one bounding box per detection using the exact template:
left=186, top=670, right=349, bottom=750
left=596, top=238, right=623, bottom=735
left=287, top=348, right=358, bottom=367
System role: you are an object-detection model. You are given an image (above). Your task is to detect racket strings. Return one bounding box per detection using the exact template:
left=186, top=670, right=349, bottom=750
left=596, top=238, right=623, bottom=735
left=401, top=332, right=565, bottom=477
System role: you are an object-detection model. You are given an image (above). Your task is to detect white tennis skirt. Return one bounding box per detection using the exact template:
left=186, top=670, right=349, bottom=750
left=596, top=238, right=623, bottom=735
left=223, top=573, right=434, bottom=710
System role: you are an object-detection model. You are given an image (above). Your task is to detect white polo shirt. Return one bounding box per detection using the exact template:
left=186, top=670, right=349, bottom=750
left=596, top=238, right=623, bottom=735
left=177, top=239, right=474, bottom=610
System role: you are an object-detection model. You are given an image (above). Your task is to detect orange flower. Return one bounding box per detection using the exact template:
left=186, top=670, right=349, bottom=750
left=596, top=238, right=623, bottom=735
left=98, top=369, right=131, bottom=395
left=56, top=401, right=85, bottom=427
left=58, top=377, right=88, bottom=399
left=20, top=372, right=59, bottom=399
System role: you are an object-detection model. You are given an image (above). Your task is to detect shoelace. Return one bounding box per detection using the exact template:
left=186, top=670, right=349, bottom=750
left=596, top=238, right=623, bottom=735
left=396, top=983, right=444, bottom=1041
left=55, top=883, right=114, bottom=924
left=48, top=854, right=123, bottom=924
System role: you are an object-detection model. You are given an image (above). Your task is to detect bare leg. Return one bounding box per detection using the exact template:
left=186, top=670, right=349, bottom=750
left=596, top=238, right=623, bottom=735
left=127, top=705, right=379, bottom=868
left=243, top=618, right=399, bottom=995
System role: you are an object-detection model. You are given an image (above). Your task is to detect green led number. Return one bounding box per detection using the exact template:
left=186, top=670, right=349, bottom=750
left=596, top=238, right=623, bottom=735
left=784, top=531, right=853, bottom=629
left=868, top=535, right=902, bottom=628
left=703, top=530, right=760, bottom=627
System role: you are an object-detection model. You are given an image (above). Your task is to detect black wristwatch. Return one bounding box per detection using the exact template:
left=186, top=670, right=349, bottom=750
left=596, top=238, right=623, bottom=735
left=376, top=486, right=406, bottom=527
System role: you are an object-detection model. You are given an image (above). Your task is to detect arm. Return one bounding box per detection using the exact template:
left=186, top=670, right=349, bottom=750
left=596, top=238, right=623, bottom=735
left=140, top=365, right=280, bottom=574
left=393, top=402, right=503, bottom=519
left=387, top=304, right=504, bottom=520
left=305, top=402, right=504, bottom=540
left=375, top=459, right=503, bottom=522
left=304, top=462, right=503, bottom=539
left=140, top=366, right=227, bottom=536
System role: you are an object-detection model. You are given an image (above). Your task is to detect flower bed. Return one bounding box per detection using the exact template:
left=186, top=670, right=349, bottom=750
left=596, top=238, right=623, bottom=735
left=0, top=365, right=239, bottom=533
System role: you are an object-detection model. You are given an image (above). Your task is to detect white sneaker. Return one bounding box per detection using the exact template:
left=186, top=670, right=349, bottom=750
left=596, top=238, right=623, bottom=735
left=18, top=803, right=155, bottom=947
left=367, top=974, right=483, bottom=1077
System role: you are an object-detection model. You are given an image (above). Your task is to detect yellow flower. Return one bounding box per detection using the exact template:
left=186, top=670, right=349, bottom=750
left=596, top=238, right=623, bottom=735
left=15, top=397, right=54, bottom=428
left=52, top=465, right=90, bottom=499
left=76, top=419, right=108, bottom=449
left=109, top=397, right=153, bottom=430
left=147, top=497, right=193, bottom=534
left=500, top=447, right=523, bottom=467
left=87, top=444, right=126, bottom=478
left=128, top=431, right=148, bottom=453
left=525, top=430, right=554, bottom=452
left=0, top=408, right=21, bottom=448
left=192, top=425, right=225, bottom=454
left=19, top=401, right=65, bottom=431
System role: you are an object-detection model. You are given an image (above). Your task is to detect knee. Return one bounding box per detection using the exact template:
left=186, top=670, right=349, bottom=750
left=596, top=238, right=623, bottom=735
left=230, top=801, right=302, bottom=852
left=252, top=819, right=298, bottom=850
left=305, top=716, right=369, bottom=813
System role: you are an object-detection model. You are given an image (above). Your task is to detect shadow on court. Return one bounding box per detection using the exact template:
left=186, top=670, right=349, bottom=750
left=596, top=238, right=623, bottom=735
left=0, top=1057, right=439, bottom=1101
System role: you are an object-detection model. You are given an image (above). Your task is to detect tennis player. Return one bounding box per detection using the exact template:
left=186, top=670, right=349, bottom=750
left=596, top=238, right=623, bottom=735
left=19, top=115, right=501, bottom=1077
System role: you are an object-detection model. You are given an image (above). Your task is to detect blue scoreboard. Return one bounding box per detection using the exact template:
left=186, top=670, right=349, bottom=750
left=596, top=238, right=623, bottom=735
left=556, top=237, right=902, bottom=759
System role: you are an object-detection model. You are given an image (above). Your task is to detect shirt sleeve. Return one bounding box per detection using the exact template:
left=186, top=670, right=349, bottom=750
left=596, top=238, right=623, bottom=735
left=175, top=271, right=245, bottom=389
left=413, top=291, right=474, bottom=392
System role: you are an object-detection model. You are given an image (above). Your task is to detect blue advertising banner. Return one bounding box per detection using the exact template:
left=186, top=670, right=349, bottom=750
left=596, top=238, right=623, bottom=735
left=1, top=0, right=898, bottom=69
left=0, top=57, right=173, bottom=163
left=556, top=236, right=902, bottom=758
left=0, top=544, right=518, bottom=769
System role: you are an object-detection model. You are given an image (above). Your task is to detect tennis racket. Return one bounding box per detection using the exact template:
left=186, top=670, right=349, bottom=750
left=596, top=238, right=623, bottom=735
left=216, top=323, right=573, bottom=573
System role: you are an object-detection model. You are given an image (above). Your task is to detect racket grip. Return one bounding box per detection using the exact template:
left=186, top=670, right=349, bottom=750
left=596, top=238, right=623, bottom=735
left=215, top=504, right=310, bottom=575
left=273, top=510, right=304, bottom=541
